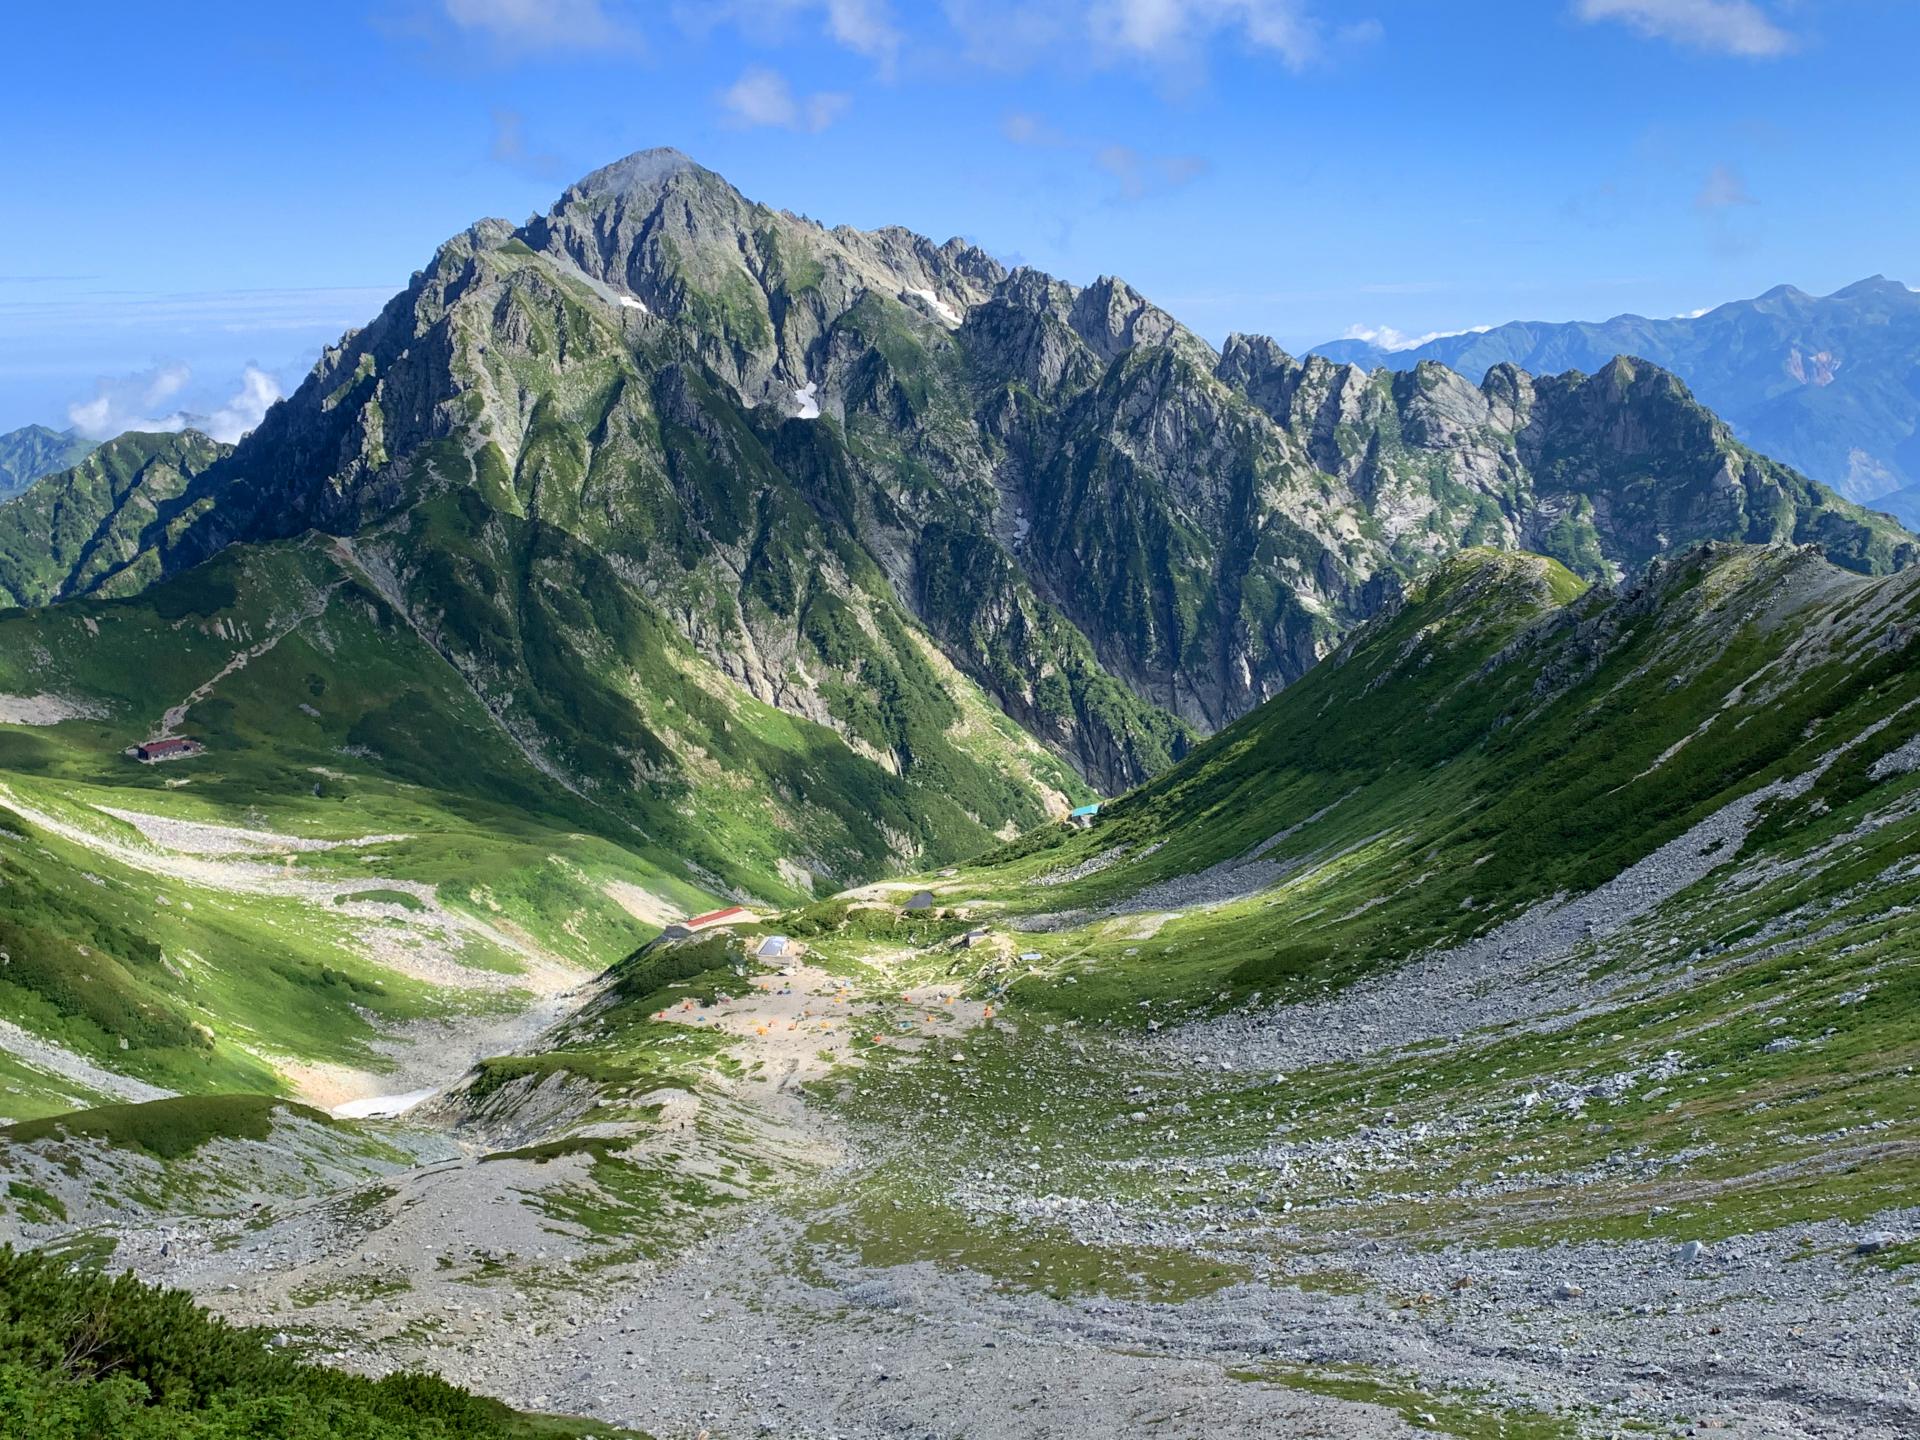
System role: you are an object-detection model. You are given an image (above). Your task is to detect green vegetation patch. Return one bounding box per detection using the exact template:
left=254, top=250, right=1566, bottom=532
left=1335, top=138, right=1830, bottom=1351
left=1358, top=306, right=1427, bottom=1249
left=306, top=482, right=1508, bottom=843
left=1237, top=1364, right=1581, bottom=1439
left=806, top=1186, right=1245, bottom=1304
left=0, top=1095, right=325, bottom=1162
left=465, top=1053, right=668, bottom=1103
left=479, top=1135, right=633, bottom=1166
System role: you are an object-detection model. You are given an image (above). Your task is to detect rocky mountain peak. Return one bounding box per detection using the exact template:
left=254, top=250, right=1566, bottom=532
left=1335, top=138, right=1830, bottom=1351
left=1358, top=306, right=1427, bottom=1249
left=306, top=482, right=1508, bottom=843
left=1218, top=332, right=1296, bottom=373
left=568, top=146, right=705, bottom=200
left=1831, top=274, right=1914, bottom=302
left=1068, top=275, right=1194, bottom=362
left=1478, top=361, right=1535, bottom=427
left=993, top=267, right=1076, bottom=318
left=1215, top=333, right=1304, bottom=424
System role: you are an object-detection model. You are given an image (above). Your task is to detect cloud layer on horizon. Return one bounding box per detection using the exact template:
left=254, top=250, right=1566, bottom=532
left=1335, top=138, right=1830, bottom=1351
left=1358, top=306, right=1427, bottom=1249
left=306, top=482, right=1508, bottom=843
left=67, top=363, right=282, bottom=446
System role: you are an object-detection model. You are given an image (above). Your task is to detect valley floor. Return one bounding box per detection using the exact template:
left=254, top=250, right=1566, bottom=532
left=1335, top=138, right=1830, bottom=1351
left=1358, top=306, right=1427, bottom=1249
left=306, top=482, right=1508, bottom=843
left=35, top=923, right=1918, bottom=1440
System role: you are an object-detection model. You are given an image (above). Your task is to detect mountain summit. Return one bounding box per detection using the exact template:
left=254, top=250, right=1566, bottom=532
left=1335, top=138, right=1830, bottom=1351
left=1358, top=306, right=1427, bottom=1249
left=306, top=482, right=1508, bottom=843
left=569, top=145, right=702, bottom=197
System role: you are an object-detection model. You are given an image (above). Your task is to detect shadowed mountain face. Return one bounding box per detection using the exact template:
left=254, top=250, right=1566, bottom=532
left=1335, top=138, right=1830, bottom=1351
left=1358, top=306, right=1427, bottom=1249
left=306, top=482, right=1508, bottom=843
left=0, top=151, right=1908, bottom=808
left=1311, top=277, right=1920, bottom=526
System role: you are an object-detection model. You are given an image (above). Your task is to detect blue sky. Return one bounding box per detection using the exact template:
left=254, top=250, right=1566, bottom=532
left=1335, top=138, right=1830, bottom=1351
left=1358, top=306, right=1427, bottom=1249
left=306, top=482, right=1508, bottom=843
left=3, top=0, right=1915, bottom=436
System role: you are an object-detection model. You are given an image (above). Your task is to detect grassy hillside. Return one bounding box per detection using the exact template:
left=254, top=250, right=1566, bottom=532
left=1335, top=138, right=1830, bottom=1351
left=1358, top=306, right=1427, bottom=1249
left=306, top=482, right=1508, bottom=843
left=3, top=540, right=1909, bottom=1439
left=0, top=511, right=1091, bottom=1114
left=0, top=540, right=725, bottom=1117
left=0, top=424, right=96, bottom=501
left=899, top=545, right=1913, bottom=1011
left=0, top=432, right=229, bottom=607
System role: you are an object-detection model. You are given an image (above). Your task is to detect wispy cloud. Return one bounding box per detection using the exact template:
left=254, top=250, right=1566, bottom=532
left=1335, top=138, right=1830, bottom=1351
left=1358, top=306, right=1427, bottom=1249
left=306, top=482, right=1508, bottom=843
left=1094, top=145, right=1208, bottom=201
left=1004, top=111, right=1207, bottom=204
left=1694, top=161, right=1757, bottom=211
left=822, top=0, right=903, bottom=67
left=1573, top=0, right=1795, bottom=58
left=489, top=108, right=565, bottom=180
left=442, top=0, right=647, bottom=56
left=948, top=1, right=1375, bottom=80
left=67, top=363, right=282, bottom=445
left=1089, top=0, right=1323, bottom=71
left=0, top=287, right=394, bottom=336
left=1694, top=161, right=1762, bottom=254
left=719, top=66, right=851, bottom=132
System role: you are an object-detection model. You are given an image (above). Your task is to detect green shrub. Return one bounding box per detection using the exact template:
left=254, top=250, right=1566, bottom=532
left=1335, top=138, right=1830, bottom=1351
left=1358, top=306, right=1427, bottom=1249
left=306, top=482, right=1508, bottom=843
left=0, top=1096, right=326, bottom=1162
left=0, top=1246, right=640, bottom=1437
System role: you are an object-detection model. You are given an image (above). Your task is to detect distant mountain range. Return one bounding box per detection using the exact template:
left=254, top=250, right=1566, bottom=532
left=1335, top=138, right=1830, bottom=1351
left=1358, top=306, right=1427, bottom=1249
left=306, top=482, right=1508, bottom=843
left=1311, top=277, right=1920, bottom=526
left=0, top=424, right=95, bottom=499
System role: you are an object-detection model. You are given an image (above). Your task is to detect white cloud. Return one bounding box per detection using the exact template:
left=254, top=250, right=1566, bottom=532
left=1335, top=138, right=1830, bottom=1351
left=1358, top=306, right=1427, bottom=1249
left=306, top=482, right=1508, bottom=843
left=67, top=364, right=282, bottom=445
left=719, top=66, right=850, bottom=131
left=67, top=364, right=189, bottom=439
left=823, top=0, right=903, bottom=65
left=946, top=1, right=1371, bottom=78
left=1674, top=306, right=1712, bottom=318
left=1089, top=0, right=1324, bottom=70
left=202, top=368, right=283, bottom=444
left=1340, top=323, right=1492, bottom=353
left=443, top=0, right=646, bottom=55
left=1573, top=0, right=1794, bottom=57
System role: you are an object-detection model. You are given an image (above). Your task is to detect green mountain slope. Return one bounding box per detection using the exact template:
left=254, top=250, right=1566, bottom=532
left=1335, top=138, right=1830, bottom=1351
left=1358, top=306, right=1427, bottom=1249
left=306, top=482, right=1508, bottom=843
left=370, top=537, right=1920, bottom=1438
left=7, top=538, right=1916, bottom=1440
left=948, top=541, right=1920, bottom=1010
left=0, top=540, right=736, bottom=1120
left=0, top=422, right=96, bottom=499
left=0, top=430, right=228, bottom=606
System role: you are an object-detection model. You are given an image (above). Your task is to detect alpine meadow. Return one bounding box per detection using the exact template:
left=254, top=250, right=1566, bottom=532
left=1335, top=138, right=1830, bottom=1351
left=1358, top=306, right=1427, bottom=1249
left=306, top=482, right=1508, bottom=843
left=3, top=6, right=1919, bottom=1438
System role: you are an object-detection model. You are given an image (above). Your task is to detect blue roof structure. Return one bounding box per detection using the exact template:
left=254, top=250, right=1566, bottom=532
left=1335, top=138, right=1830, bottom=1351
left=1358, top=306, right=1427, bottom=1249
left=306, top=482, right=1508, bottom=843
left=1069, top=803, right=1101, bottom=818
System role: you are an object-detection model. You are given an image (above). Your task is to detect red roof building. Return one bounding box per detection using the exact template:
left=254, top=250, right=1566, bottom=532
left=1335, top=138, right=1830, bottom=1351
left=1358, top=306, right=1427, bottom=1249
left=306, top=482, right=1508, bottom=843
left=133, top=737, right=201, bottom=762
left=684, top=905, right=751, bottom=929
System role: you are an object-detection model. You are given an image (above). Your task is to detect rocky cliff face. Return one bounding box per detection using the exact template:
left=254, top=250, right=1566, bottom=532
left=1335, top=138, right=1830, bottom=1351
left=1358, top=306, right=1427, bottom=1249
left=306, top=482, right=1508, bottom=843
left=3, top=149, right=1909, bottom=795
